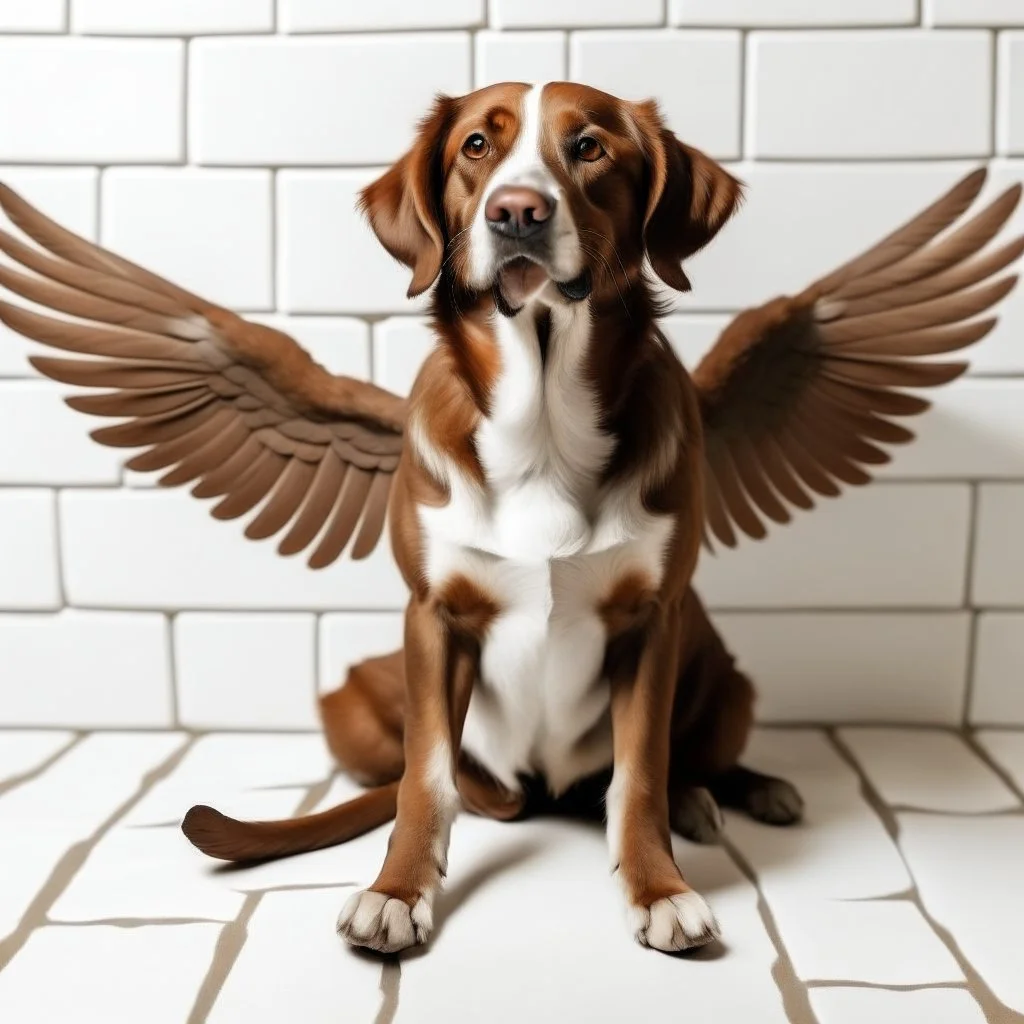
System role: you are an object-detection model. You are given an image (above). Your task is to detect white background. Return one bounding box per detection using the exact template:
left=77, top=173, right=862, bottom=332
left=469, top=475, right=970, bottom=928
left=1, top=0, right=1022, bottom=730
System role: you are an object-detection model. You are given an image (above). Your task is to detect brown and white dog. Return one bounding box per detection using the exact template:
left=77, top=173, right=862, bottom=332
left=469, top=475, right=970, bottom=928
left=1, top=80, right=1017, bottom=958
left=321, top=81, right=788, bottom=954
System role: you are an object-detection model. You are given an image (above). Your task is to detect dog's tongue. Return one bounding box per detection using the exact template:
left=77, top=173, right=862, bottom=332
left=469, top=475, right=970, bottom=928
left=497, top=258, right=549, bottom=308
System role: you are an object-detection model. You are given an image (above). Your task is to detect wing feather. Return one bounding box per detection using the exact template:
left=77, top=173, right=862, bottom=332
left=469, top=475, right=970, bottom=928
left=0, top=183, right=406, bottom=566
left=694, top=168, right=1022, bottom=547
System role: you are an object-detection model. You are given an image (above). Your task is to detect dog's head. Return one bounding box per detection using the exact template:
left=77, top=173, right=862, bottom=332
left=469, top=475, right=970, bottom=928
left=360, top=82, right=742, bottom=314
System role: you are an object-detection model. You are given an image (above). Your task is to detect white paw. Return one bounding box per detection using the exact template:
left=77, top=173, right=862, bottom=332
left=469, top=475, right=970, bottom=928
left=629, top=891, right=720, bottom=952
left=337, top=889, right=433, bottom=954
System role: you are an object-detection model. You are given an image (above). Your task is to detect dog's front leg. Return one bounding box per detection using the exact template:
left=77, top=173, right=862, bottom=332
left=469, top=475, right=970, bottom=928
left=606, top=603, right=720, bottom=953
left=338, top=594, right=473, bottom=954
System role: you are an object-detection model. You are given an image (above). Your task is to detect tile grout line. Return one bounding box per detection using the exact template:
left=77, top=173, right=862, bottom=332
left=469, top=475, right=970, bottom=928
left=718, top=832, right=819, bottom=1024
left=185, top=769, right=337, bottom=1022
left=827, top=728, right=1024, bottom=1024
left=960, top=482, right=982, bottom=725
left=0, top=732, right=83, bottom=799
left=962, top=730, right=1024, bottom=806
left=0, top=734, right=196, bottom=969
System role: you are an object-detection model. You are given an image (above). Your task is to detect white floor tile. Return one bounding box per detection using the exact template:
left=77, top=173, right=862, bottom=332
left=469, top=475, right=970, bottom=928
left=899, top=813, right=1024, bottom=1013
left=771, top=898, right=962, bottom=984
left=975, top=732, right=1024, bottom=795
left=727, top=731, right=911, bottom=902
left=0, top=924, right=221, bottom=1023
left=838, top=729, right=1019, bottom=812
left=0, top=733, right=185, bottom=940
left=50, top=825, right=248, bottom=923
left=810, top=987, right=987, bottom=1024
left=396, top=815, right=786, bottom=1024
left=123, top=733, right=330, bottom=827
left=0, top=731, right=73, bottom=785
left=208, top=889, right=380, bottom=1024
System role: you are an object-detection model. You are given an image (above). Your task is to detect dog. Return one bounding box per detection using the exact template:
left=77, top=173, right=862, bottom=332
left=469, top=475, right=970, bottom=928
left=0, top=81, right=1018, bottom=957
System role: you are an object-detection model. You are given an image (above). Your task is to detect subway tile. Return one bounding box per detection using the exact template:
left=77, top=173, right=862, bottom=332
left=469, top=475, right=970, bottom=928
left=0, top=611, right=173, bottom=728
left=571, top=30, right=742, bottom=157
left=748, top=31, right=991, bottom=159
left=972, top=484, right=1024, bottom=606
left=0, top=490, right=59, bottom=610
left=278, top=169, right=425, bottom=315
left=190, top=36, right=470, bottom=165
left=281, top=0, right=483, bottom=32
left=318, top=612, right=404, bottom=693
left=696, top=484, right=971, bottom=609
left=102, top=169, right=272, bottom=311
left=175, top=613, right=319, bottom=730
left=714, top=613, right=970, bottom=723
left=998, top=34, right=1024, bottom=154
left=0, top=39, right=182, bottom=163
left=371, top=317, right=434, bottom=396
left=0, top=381, right=122, bottom=486
left=0, top=0, right=65, bottom=30
left=926, top=0, right=1024, bottom=25
left=71, top=0, right=273, bottom=33
left=673, top=0, right=916, bottom=25
left=491, top=0, right=662, bottom=29
left=59, top=489, right=407, bottom=611
left=971, top=614, right=1024, bottom=725
left=475, top=30, right=566, bottom=87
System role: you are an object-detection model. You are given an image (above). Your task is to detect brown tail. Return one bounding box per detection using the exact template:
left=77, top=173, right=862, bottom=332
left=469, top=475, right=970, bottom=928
left=181, top=780, right=400, bottom=863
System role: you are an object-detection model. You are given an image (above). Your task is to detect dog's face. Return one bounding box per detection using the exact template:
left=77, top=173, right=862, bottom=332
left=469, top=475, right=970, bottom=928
left=361, top=82, right=742, bottom=313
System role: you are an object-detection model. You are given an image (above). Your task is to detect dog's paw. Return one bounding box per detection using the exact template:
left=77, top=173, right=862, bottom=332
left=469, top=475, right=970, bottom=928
left=337, top=889, right=432, bottom=954
left=628, top=891, right=720, bottom=953
left=669, top=786, right=724, bottom=844
left=746, top=776, right=804, bottom=826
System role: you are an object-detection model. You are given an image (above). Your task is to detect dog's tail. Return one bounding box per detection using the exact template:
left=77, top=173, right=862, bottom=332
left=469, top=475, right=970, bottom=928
left=180, top=781, right=400, bottom=863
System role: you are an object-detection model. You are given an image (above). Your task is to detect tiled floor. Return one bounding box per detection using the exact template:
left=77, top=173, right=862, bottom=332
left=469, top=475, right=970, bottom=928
left=1, top=729, right=1023, bottom=1024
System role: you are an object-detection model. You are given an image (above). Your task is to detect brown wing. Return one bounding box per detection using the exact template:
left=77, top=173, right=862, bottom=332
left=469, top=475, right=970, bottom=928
left=693, top=167, right=1024, bottom=548
left=0, top=183, right=407, bottom=567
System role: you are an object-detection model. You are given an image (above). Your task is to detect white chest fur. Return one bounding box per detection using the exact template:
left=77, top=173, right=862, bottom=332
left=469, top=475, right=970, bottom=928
left=415, top=303, right=673, bottom=794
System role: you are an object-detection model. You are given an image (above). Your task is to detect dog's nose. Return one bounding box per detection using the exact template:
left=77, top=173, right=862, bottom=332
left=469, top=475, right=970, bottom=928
left=485, top=186, right=554, bottom=238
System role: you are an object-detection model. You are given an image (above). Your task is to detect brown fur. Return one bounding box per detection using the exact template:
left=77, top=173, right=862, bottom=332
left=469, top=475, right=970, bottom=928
left=182, top=83, right=796, bottom=948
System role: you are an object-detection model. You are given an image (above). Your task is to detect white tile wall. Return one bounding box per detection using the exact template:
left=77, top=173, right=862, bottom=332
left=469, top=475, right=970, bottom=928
left=0, top=39, right=182, bottom=163
left=0, top=0, right=65, bottom=32
left=972, top=484, right=1024, bottom=606
left=971, top=613, right=1024, bottom=724
left=101, top=169, right=273, bottom=310
left=71, top=0, right=274, bottom=34
left=0, top=4, right=1021, bottom=729
left=925, top=0, right=1024, bottom=26
left=174, top=613, right=318, bottom=729
left=189, top=36, right=470, bottom=165
left=673, top=1, right=917, bottom=26
left=281, top=0, right=484, bottom=33
left=0, top=610, right=173, bottom=726
left=748, top=32, right=992, bottom=158
left=475, top=31, right=566, bottom=87
left=0, top=490, right=60, bottom=610
left=998, top=34, right=1024, bottom=154
left=570, top=31, right=742, bottom=157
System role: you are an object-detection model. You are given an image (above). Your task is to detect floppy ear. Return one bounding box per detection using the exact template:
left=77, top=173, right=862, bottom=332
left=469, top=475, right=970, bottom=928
left=637, top=104, right=743, bottom=292
left=359, top=97, right=454, bottom=298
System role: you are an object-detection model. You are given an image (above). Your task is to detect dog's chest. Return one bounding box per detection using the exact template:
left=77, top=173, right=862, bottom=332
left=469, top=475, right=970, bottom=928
left=417, top=307, right=672, bottom=794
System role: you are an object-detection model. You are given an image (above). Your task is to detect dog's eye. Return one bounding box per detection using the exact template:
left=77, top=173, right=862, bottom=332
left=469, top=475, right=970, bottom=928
left=573, top=136, right=605, bottom=162
left=462, top=133, right=490, bottom=159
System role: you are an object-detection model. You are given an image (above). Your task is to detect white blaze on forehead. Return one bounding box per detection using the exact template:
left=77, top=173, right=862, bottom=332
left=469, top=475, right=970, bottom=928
left=492, top=82, right=550, bottom=192
left=467, top=81, right=582, bottom=290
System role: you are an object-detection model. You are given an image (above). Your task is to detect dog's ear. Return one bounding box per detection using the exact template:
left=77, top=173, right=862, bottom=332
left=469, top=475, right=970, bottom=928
left=359, top=96, right=454, bottom=298
left=635, top=102, right=743, bottom=292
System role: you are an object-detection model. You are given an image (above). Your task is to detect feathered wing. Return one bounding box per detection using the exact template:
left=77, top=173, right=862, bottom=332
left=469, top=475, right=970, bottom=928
left=693, top=167, right=1024, bottom=548
left=0, top=183, right=407, bottom=567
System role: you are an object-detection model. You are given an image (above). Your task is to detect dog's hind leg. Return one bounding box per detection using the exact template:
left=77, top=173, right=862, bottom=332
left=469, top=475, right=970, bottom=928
left=709, top=765, right=804, bottom=826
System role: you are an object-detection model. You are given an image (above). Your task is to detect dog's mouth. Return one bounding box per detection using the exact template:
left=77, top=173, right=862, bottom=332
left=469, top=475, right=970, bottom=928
left=492, top=256, right=592, bottom=317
